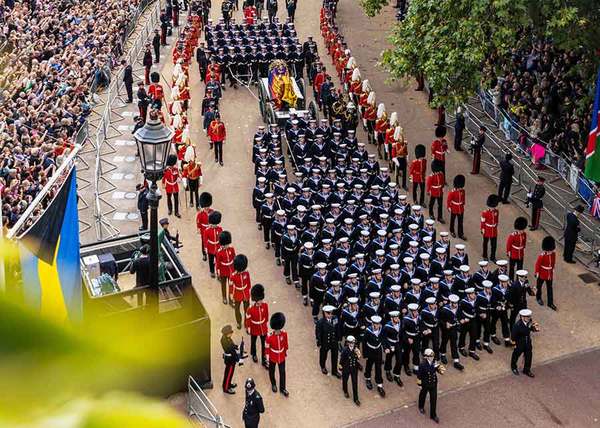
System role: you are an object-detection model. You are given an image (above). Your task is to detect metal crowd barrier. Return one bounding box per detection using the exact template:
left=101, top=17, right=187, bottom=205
left=188, top=376, right=230, bottom=428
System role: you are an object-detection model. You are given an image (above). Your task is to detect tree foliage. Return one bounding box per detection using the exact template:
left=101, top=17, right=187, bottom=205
left=362, top=0, right=600, bottom=108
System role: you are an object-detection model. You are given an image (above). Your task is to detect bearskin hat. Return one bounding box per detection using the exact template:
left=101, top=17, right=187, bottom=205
left=542, top=236, right=556, bottom=251
left=415, top=144, right=426, bottom=158
left=453, top=174, right=465, bottom=188
left=486, top=194, right=499, bottom=208
left=431, top=159, right=443, bottom=173
left=199, top=192, right=213, bottom=208
left=270, top=312, right=286, bottom=330
left=219, top=230, right=232, bottom=246
left=166, top=154, right=178, bottom=167
left=514, top=217, right=528, bottom=230
left=208, top=210, right=222, bottom=225
left=251, top=283, right=265, bottom=301
left=150, top=71, right=160, bottom=83
left=233, top=254, right=248, bottom=272
left=435, top=125, right=447, bottom=138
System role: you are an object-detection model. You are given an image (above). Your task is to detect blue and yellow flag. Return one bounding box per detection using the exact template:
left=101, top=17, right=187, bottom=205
left=17, top=168, right=82, bottom=322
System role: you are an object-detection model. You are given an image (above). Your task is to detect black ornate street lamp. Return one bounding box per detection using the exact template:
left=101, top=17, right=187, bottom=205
left=133, top=111, right=174, bottom=310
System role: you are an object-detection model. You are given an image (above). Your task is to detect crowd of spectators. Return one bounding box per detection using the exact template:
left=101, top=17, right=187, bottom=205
left=0, top=0, right=144, bottom=230
left=486, top=37, right=592, bottom=164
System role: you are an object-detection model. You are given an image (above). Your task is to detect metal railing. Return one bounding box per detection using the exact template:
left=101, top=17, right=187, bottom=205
left=188, top=376, right=231, bottom=428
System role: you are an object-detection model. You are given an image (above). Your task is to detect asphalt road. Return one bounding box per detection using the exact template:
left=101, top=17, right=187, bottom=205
left=353, top=348, right=600, bottom=427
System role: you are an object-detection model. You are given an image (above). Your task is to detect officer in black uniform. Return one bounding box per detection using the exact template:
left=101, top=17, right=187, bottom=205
left=315, top=305, right=341, bottom=377
left=363, top=315, right=386, bottom=397
left=527, top=176, right=546, bottom=230
left=221, top=324, right=240, bottom=394
left=417, top=348, right=440, bottom=423
left=340, top=335, right=361, bottom=406
left=510, top=308, right=538, bottom=377
left=242, top=378, right=265, bottom=428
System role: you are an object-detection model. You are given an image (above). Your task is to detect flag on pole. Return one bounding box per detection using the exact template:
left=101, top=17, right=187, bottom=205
left=584, top=67, right=600, bottom=182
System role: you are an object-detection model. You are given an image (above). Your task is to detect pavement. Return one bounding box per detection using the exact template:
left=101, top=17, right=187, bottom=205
left=83, top=1, right=600, bottom=427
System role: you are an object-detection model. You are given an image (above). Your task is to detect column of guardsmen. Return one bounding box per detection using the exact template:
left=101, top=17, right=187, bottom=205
left=196, top=192, right=290, bottom=398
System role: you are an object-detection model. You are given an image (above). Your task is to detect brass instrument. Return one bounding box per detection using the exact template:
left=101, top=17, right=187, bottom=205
left=354, top=347, right=362, bottom=359
left=435, top=363, right=447, bottom=375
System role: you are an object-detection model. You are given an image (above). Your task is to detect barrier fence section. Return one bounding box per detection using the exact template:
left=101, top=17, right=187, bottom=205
left=188, top=376, right=230, bottom=428
left=448, top=99, right=600, bottom=273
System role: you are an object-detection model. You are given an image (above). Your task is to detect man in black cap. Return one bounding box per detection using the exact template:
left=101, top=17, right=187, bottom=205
left=510, top=308, right=538, bottom=377
left=563, top=205, right=583, bottom=263
left=315, top=305, right=341, bottom=378
left=221, top=324, right=240, bottom=394
left=136, top=182, right=149, bottom=231
left=470, top=125, right=486, bottom=175
left=527, top=176, right=545, bottom=230
left=122, top=60, right=134, bottom=103
left=129, top=244, right=151, bottom=287
left=152, top=29, right=161, bottom=63
left=498, top=153, right=514, bottom=204
left=340, top=335, right=361, bottom=406
left=242, top=378, right=265, bottom=428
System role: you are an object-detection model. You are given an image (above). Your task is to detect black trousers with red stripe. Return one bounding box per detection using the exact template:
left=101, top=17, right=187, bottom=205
left=223, top=361, right=236, bottom=391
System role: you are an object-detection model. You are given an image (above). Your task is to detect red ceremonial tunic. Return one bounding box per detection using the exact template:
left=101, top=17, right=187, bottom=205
left=506, top=231, right=527, bottom=261
left=148, top=83, right=164, bottom=101
left=162, top=166, right=180, bottom=194
left=208, top=120, right=226, bottom=143
left=363, top=105, right=377, bottom=121
left=409, top=158, right=427, bottom=183
left=446, top=188, right=465, bottom=214
left=265, top=330, right=289, bottom=363
left=535, top=251, right=555, bottom=280
left=196, top=207, right=213, bottom=236
left=229, top=270, right=251, bottom=302
left=431, top=138, right=448, bottom=162
left=216, top=246, right=236, bottom=278
left=245, top=302, right=269, bottom=336
left=480, top=208, right=499, bottom=238
left=202, top=225, right=223, bottom=255
left=375, top=118, right=389, bottom=134
left=426, top=172, right=444, bottom=197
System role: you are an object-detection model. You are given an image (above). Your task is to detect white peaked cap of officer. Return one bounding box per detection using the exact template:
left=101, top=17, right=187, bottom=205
left=424, top=348, right=434, bottom=357
left=389, top=311, right=400, bottom=317
left=347, top=297, right=359, bottom=304
left=482, top=280, right=493, bottom=288
left=390, top=285, right=401, bottom=292
left=516, top=270, right=528, bottom=276
left=449, top=294, right=459, bottom=303
left=403, top=257, right=414, bottom=264
left=316, top=262, right=327, bottom=269
left=304, top=242, right=314, bottom=249
left=498, top=274, right=510, bottom=282
left=346, top=335, right=356, bottom=342
left=455, top=244, right=465, bottom=250
left=478, top=260, right=488, bottom=267
left=407, top=303, right=419, bottom=311
left=465, top=287, right=476, bottom=294
left=369, top=291, right=380, bottom=299
left=425, top=297, right=436, bottom=305
left=371, top=315, right=383, bottom=324
left=323, top=305, right=336, bottom=313
left=459, top=265, right=470, bottom=272
left=519, top=309, right=532, bottom=317
left=496, top=259, right=508, bottom=266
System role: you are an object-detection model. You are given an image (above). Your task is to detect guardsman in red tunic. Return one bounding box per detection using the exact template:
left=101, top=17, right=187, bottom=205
left=374, top=103, right=389, bottom=159
left=246, top=284, right=270, bottom=367
left=446, top=174, right=466, bottom=240
left=206, top=59, right=221, bottom=83
left=426, top=161, right=445, bottom=223
left=534, top=236, right=557, bottom=310
left=202, top=211, right=223, bottom=277
left=208, top=113, right=227, bottom=165
left=362, top=91, right=377, bottom=145
left=266, top=312, right=289, bottom=397
left=506, top=217, right=528, bottom=279
left=431, top=125, right=449, bottom=180
left=409, top=144, right=427, bottom=206
left=196, top=192, right=213, bottom=261
left=480, top=194, right=500, bottom=261
left=230, top=255, right=251, bottom=329
left=183, top=158, right=201, bottom=208
left=162, top=154, right=181, bottom=217
left=216, top=230, right=236, bottom=305
left=314, top=66, right=329, bottom=109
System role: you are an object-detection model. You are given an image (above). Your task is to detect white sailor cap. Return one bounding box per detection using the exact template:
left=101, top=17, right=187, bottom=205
left=410, top=278, right=422, bottom=286
left=390, top=285, right=401, bottom=292
left=287, top=187, right=296, bottom=193
left=425, top=297, right=437, bottom=305
left=498, top=274, right=510, bottom=282
left=409, top=241, right=419, bottom=247
left=496, top=259, right=508, bottom=267
left=346, top=335, right=356, bottom=342
left=347, top=297, right=359, bottom=304
left=265, top=192, right=274, bottom=198
left=371, top=315, right=383, bottom=324
left=389, top=310, right=400, bottom=317
left=364, top=198, right=373, bottom=204
left=304, top=242, right=314, bottom=249
left=425, top=219, right=435, bottom=226
left=375, top=249, right=385, bottom=256
left=344, top=218, right=354, bottom=224
left=455, top=244, right=465, bottom=250
left=276, top=209, right=286, bottom=216
left=286, top=224, right=296, bottom=230
left=338, top=258, right=348, bottom=265
left=388, top=182, right=397, bottom=188
left=312, top=204, right=322, bottom=210
left=360, top=230, right=370, bottom=237
left=429, top=277, right=440, bottom=283
left=377, top=229, right=386, bottom=237
left=348, top=273, right=358, bottom=278
left=519, top=309, right=532, bottom=317
left=409, top=223, right=419, bottom=230
left=478, top=260, right=489, bottom=267
left=309, top=221, right=318, bottom=226
left=322, top=238, right=332, bottom=244
left=407, top=303, right=419, bottom=311
left=424, top=348, right=434, bottom=357
left=331, top=280, right=341, bottom=287
left=465, top=287, right=476, bottom=294
left=322, top=305, right=336, bottom=312
left=338, top=237, right=349, bottom=243
left=369, top=291, right=381, bottom=299
left=258, top=177, right=267, bottom=183
left=412, top=205, right=422, bottom=211
left=482, top=280, right=493, bottom=288
left=403, top=257, right=414, bottom=264
left=389, top=244, right=399, bottom=250
left=420, top=253, right=430, bottom=260
left=355, top=253, right=365, bottom=259
left=390, top=264, right=400, bottom=270
left=423, top=236, right=433, bottom=243
left=325, top=218, right=334, bottom=224
left=448, top=294, right=459, bottom=303
left=316, top=262, right=328, bottom=269
left=435, top=247, right=446, bottom=254
left=443, top=269, right=454, bottom=276
left=399, top=194, right=408, bottom=200
left=516, top=269, right=528, bottom=276
left=372, top=268, right=382, bottom=274
left=368, top=154, right=376, bottom=159
left=394, top=208, right=403, bottom=215
left=380, top=213, right=389, bottom=219
left=440, top=231, right=449, bottom=237
left=297, top=205, right=307, bottom=212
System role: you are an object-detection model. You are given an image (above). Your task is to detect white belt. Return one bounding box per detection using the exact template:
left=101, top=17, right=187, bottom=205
left=450, top=201, right=463, bottom=205
left=270, top=348, right=284, bottom=353
left=432, top=185, right=442, bottom=189
left=208, top=240, right=218, bottom=245
left=251, top=319, right=265, bottom=325
left=541, top=265, right=553, bottom=270
left=511, top=245, right=524, bottom=249
left=234, top=285, right=248, bottom=291
left=223, top=261, right=233, bottom=266
left=485, top=223, right=497, bottom=227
